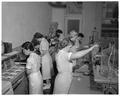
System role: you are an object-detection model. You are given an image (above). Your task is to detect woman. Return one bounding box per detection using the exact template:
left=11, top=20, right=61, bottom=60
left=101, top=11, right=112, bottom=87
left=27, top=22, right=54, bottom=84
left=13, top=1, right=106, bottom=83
left=49, top=29, right=64, bottom=48
left=53, top=38, right=99, bottom=94
left=69, top=31, right=85, bottom=52
left=50, top=29, right=65, bottom=76
left=33, top=32, right=53, bottom=89
left=68, top=30, right=79, bottom=67
left=69, top=31, right=85, bottom=69
left=21, top=41, right=43, bottom=94
left=56, top=29, right=64, bottom=42
left=75, top=33, right=85, bottom=68
left=78, top=33, right=84, bottom=44
left=31, top=38, right=41, bottom=55
left=69, top=30, right=79, bottom=53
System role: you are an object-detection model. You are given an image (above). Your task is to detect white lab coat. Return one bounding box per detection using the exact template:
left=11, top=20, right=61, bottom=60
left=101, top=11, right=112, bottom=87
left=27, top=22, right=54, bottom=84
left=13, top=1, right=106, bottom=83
left=26, top=53, right=43, bottom=94
left=53, top=50, right=73, bottom=94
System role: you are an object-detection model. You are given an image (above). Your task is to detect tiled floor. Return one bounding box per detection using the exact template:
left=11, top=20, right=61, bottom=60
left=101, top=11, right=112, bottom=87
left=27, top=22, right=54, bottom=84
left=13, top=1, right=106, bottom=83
left=69, top=73, right=103, bottom=94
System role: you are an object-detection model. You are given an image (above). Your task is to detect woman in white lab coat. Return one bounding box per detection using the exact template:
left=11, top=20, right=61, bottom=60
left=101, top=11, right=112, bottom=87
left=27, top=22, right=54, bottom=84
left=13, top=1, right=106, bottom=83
left=69, top=30, right=85, bottom=52
left=33, top=32, right=53, bottom=88
left=53, top=38, right=99, bottom=94
left=21, top=41, right=43, bottom=94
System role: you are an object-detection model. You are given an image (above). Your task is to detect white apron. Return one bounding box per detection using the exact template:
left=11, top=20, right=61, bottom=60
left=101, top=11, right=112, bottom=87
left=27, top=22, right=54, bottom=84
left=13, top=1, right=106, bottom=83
left=42, top=53, right=52, bottom=80
left=40, top=38, right=53, bottom=80
left=29, top=71, right=43, bottom=94
left=53, top=50, right=73, bottom=94
left=26, top=53, right=43, bottom=94
left=54, top=72, right=72, bottom=94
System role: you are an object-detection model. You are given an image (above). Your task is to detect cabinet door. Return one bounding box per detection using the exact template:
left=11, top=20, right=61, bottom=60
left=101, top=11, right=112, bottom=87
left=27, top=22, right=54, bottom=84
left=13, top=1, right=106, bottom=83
left=14, top=74, right=29, bottom=94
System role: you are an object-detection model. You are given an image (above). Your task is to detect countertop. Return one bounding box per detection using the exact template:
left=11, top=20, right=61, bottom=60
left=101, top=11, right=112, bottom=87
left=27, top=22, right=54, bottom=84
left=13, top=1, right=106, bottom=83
left=68, top=65, right=102, bottom=94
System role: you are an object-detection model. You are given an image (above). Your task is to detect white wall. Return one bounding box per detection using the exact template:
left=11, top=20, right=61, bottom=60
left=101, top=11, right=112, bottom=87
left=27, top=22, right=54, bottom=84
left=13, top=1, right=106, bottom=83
left=2, top=2, right=52, bottom=48
left=82, top=2, right=102, bottom=45
left=51, top=7, right=65, bottom=32
left=82, top=2, right=96, bottom=45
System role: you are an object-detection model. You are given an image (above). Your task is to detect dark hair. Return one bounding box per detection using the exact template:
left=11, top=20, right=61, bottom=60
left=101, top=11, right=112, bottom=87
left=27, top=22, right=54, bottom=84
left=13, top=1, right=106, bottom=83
left=78, top=33, right=84, bottom=38
left=33, top=32, right=43, bottom=39
left=31, top=39, right=41, bottom=55
left=21, top=41, right=34, bottom=51
left=44, top=35, right=51, bottom=43
left=56, top=29, right=63, bottom=38
left=31, top=38, right=39, bottom=46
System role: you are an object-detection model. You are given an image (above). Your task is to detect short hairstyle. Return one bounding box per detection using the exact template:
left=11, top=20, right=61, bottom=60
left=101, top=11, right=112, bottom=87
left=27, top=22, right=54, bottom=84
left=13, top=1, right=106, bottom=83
left=57, top=38, right=69, bottom=50
left=21, top=41, right=34, bottom=51
left=56, top=29, right=63, bottom=38
left=78, top=33, right=84, bottom=38
left=33, top=32, right=43, bottom=39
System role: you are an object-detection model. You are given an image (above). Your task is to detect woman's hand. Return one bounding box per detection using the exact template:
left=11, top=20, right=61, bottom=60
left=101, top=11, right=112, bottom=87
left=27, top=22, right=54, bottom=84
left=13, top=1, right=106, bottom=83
left=90, top=44, right=99, bottom=51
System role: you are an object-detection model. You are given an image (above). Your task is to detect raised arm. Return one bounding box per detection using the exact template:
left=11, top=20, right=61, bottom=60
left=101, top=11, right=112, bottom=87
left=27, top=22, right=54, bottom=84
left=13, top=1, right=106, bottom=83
left=70, top=44, right=99, bottom=60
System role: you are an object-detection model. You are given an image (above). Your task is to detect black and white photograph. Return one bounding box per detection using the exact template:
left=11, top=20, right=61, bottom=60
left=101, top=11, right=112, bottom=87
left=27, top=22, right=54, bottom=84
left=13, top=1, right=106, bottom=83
left=1, top=0, right=119, bottom=95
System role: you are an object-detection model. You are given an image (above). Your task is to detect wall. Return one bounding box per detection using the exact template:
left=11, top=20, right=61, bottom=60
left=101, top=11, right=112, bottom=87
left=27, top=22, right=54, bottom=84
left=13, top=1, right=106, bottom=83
left=82, top=2, right=102, bottom=45
left=94, top=2, right=102, bottom=40
left=51, top=2, right=102, bottom=45
left=51, top=7, right=65, bottom=32
left=2, top=2, right=52, bottom=48
left=82, top=2, right=95, bottom=45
